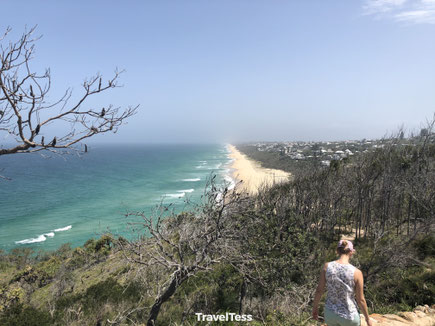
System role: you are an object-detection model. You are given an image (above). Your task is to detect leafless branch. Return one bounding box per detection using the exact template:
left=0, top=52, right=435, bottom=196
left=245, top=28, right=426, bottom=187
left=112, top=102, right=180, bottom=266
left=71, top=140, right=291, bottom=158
left=0, top=26, right=138, bottom=157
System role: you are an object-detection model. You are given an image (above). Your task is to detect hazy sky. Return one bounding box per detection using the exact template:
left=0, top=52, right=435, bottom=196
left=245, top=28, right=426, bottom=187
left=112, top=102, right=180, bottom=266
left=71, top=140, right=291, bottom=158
left=1, top=0, right=435, bottom=143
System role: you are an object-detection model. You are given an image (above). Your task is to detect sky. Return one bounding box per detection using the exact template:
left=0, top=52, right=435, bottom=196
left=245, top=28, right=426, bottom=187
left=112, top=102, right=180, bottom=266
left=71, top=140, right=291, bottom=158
left=1, top=0, right=435, bottom=143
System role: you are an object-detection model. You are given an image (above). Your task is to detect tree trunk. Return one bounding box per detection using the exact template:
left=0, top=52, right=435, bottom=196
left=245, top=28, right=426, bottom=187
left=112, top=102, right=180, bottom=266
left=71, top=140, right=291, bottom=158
left=238, top=279, right=247, bottom=315
left=147, top=269, right=188, bottom=326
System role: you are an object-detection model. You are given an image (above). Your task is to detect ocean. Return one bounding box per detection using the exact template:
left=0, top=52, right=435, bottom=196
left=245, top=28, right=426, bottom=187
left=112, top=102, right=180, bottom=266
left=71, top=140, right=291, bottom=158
left=0, top=144, right=234, bottom=251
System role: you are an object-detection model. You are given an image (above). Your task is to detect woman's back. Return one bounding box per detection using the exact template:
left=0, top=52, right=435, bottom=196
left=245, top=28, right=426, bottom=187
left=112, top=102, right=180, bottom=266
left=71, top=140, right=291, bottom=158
left=312, top=240, right=372, bottom=326
left=325, top=261, right=359, bottom=320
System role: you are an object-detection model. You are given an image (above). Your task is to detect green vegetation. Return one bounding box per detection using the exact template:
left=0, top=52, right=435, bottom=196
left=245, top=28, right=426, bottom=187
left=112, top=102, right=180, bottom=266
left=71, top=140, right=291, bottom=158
left=0, top=127, right=434, bottom=325
left=237, top=143, right=314, bottom=175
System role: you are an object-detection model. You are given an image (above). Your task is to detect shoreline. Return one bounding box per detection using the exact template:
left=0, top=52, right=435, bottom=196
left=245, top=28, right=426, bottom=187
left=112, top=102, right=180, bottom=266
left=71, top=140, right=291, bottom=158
left=226, top=144, right=291, bottom=195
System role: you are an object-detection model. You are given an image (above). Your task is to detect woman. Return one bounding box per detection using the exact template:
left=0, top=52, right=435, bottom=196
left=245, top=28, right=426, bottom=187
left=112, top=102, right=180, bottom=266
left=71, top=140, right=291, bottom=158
left=312, top=240, right=373, bottom=326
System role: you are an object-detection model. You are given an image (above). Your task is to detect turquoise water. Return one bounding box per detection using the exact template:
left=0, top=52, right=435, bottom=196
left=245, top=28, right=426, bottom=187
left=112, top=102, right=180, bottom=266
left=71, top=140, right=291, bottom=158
left=0, top=144, right=233, bottom=251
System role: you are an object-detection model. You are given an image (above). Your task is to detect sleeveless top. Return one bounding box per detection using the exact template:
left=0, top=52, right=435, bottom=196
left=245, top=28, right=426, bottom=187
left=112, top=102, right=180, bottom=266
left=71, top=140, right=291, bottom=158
left=325, top=261, right=359, bottom=320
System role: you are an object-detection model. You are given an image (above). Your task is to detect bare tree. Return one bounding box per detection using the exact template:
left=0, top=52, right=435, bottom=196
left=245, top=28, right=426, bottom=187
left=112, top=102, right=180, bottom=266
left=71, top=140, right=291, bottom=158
left=118, top=176, right=250, bottom=326
left=0, top=26, right=138, bottom=156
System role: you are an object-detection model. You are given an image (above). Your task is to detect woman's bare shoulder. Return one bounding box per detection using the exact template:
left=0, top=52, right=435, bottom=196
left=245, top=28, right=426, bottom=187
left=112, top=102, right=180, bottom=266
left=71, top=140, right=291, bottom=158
left=353, top=268, right=363, bottom=280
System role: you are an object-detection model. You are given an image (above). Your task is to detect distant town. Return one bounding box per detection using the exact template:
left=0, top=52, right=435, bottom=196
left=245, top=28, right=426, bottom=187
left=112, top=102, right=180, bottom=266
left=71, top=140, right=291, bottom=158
left=245, top=139, right=386, bottom=167
left=236, top=129, right=430, bottom=173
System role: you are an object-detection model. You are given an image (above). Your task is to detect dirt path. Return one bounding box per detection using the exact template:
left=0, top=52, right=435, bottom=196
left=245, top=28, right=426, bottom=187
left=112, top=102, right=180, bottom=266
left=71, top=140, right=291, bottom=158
left=355, top=305, right=434, bottom=326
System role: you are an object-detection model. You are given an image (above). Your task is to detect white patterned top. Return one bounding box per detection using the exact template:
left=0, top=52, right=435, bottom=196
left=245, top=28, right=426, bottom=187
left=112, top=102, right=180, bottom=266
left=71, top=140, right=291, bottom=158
left=325, top=261, right=359, bottom=320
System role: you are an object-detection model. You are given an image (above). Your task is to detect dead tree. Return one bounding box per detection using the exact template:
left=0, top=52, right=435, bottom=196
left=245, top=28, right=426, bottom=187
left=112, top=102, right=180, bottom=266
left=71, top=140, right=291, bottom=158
left=0, top=26, right=138, bottom=157
left=118, top=176, right=250, bottom=326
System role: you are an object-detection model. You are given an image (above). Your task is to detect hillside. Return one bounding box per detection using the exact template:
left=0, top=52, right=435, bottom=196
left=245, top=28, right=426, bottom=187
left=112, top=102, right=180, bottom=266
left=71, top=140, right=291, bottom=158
left=0, top=127, right=434, bottom=326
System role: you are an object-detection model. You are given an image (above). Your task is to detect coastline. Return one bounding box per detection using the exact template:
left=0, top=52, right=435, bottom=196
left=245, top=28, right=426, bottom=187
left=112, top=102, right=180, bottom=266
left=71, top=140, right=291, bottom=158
left=226, top=144, right=291, bottom=195
left=2, top=144, right=231, bottom=251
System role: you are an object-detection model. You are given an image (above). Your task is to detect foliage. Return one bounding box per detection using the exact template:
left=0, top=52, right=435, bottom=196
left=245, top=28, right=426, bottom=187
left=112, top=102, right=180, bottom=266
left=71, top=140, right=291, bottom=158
left=0, top=304, right=53, bottom=326
left=12, top=256, right=61, bottom=287
left=414, top=234, right=435, bottom=260
left=0, top=124, right=434, bottom=325
left=237, top=144, right=314, bottom=175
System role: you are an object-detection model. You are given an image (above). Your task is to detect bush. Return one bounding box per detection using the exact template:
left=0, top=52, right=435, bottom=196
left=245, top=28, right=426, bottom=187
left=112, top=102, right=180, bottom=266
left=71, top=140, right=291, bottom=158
left=83, top=235, right=113, bottom=255
left=12, top=257, right=61, bottom=287
left=366, top=265, right=435, bottom=312
left=0, top=304, right=53, bottom=326
left=55, top=277, right=143, bottom=318
left=94, top=234, right=113, bottom=254
left=68, top=247, right=87, bottom=269
left=8, top=248, right=34, bottom=269
left=414, top=234, right=435, bottom=260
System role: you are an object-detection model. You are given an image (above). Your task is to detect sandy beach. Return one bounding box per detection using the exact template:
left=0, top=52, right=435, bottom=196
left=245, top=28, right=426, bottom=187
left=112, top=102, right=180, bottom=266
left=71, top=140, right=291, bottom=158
left=227, top=144, right=291, bottom=195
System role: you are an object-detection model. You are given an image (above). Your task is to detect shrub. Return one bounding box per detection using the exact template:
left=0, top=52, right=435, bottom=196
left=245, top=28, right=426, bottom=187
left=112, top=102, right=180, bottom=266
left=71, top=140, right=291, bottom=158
left=0, top=304, right=53, bottom=326
left=414, top=234, right=435, bottom=260
left=55, top=277, right=143, bottom=318
left=0, top=285, right=26, bottom=313
left=12, top=257, right=61, bottom=287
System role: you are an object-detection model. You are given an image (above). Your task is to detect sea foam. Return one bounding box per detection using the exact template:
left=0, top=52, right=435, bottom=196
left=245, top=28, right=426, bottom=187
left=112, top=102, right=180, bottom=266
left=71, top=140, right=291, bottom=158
left=182, top=178, right=201, bottom=182
left=208, top=163, right=223, bottom=170
left=53, top=225, right=72, bottom=232
left=222, top=147, right=236, bottom=190
left=15, top=234, right=47, bottom=244
left=223, top=175, right=236, bottom=190
left=165, top=193, right=185, bottom=198
left=164, top=188, right=194, bottom=198
left=15, top=225, right=72, bottom=245
left=195, top=161, right=208, bottom=169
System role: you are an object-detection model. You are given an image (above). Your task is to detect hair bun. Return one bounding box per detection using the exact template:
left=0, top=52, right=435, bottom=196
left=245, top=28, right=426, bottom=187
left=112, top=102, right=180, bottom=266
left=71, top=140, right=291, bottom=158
left=338, top=240, right=347, bottom=247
